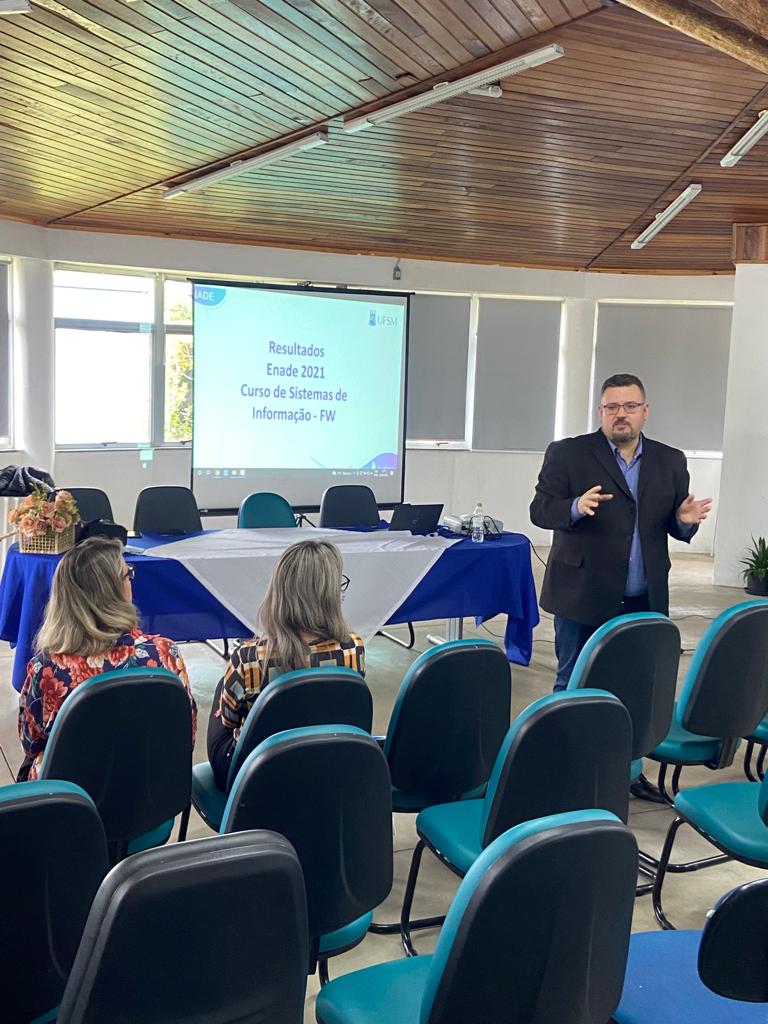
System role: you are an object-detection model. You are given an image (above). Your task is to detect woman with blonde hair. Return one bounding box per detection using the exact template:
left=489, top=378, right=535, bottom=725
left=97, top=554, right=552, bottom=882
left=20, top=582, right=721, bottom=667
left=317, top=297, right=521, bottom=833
left=18, top=536, right=196, bottom=781
left=207, top=538, right=365, bottom=789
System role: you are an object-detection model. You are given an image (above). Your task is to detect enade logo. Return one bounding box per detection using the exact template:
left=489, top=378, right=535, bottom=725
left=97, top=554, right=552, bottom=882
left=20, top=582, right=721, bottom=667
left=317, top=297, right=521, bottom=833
left=194, top=285, right=227, bottom=307
left=368, top=308, right=400, bottom=328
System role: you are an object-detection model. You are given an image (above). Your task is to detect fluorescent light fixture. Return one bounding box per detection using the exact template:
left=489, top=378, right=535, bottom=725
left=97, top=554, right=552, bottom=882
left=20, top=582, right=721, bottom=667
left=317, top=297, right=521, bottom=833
left=163, top=129, right=329, bottom=199
left=720, top=111, right=768, bottom=168
left=0, top=0, right=31, bottom=13
left=343, top=43, right=564, bottom=134
left=630, top=184, right=702, bottom=250
left=467, top=83, right=503, bottom=98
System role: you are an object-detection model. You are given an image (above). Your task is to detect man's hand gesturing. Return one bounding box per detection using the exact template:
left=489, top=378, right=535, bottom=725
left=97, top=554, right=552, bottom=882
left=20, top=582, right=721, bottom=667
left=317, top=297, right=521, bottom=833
left=577, top=484, right=614, bottom=517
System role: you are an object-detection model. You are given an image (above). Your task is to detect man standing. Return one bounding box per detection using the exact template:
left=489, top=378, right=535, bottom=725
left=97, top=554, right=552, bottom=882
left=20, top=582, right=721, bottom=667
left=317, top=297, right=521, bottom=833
left=530, top=373, right=711, bottom=692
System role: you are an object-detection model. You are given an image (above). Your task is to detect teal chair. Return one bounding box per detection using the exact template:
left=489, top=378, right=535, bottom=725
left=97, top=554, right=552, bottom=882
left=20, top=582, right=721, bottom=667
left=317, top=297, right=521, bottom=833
left=567, top=612, right=679, bottom=786
left=399, top=689, right=632, bottom=954
left=369, top=640, right=510, bottom=937
left=637, top=601, right=768, bottom=890
left=238, top=491, right=296, bottom=528
left=652, top=752, right=768, bottom=930
left=616, top=878, right=768, bottom=1023
left=221, top=726, right=393, bottom=986
left=316, top=811, right=638, bottom=1024
left=193, top=667, right=372, bottom=831
left=645, top=601, right=768, bottom=800
left=39, top=667, right=194, bottom=864
left=0, top=780, right=108, bottom=1024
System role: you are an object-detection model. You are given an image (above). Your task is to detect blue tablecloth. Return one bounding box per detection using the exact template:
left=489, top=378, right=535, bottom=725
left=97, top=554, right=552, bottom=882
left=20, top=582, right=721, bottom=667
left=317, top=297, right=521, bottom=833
left=0, top=530, right=538, bottom=690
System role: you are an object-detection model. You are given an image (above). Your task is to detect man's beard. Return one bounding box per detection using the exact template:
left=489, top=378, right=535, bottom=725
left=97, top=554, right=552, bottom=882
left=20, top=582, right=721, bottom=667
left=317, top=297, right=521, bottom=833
left=609, top=422, right=638, bottom=444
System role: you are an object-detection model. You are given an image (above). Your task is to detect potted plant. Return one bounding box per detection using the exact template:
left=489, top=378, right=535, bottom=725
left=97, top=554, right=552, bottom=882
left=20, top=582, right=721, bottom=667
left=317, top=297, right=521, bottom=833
left=741, top=536, right=768, bottom=596
left=8, top=488, right=81, bottom=555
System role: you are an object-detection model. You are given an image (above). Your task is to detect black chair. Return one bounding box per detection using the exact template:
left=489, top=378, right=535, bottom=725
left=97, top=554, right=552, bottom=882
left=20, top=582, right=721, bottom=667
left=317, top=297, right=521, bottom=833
left=615, top=878, right=768, bottom=1023
left=221, top=725, right=393, bottom=983
left=193, top=667, right=373, bottom=831
left=59, top=487, right=114, bottom=523
left=133, top=485, right=202, bottom=534
left=317, top=810, right=638, bottom=1024
left=369, top=640, right=510, bottom=935
left=319, top=485, right=380, bottom=528
left=400, top=689, right=632, bottom=954
left=56, top=831, right=309, bottom=1024
left=39, top=667, right=194, bottom=864
left=567, top=613, right=679, bottom=780
left=0, top=780, right=108, bottom=1024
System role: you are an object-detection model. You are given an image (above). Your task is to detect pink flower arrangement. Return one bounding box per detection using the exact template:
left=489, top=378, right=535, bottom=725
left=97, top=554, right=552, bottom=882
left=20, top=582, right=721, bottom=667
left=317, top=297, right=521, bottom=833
left=8, top=488, right=80, bottom=537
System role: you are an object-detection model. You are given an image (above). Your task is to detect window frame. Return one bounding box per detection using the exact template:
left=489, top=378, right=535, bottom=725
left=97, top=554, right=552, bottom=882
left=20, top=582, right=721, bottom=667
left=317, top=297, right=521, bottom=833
left=53, top=267, right=194, bottom=451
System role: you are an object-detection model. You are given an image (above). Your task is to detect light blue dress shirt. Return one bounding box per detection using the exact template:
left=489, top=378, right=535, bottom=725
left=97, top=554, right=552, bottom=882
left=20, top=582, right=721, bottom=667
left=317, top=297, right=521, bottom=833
left=570, top=435, right=692, bottom=597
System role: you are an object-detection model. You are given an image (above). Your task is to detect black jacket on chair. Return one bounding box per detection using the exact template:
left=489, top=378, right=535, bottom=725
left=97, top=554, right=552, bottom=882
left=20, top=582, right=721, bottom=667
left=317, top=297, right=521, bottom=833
left=530, top=430, right=696, bottom=626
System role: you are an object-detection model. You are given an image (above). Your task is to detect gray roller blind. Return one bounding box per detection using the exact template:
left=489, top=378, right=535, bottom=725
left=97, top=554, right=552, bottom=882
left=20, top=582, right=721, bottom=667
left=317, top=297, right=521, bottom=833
left=593, top=304, right=732, bottom=451
left=0, top=264, right=9, bottom=442
left=406, top=294, right=470, bottom=441
left=473, top=298, right=562, bottom=451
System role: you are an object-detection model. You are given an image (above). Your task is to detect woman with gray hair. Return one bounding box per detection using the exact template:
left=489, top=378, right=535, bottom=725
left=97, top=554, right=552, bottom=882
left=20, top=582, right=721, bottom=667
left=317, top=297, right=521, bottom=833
left=207, top=537, right=365, bottom=790
left=18, top=536, right=196, bottom=781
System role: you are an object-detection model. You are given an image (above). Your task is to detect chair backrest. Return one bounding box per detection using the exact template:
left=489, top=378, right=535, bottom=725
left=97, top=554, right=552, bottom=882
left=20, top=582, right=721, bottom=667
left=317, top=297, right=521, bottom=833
left=40, top=668, right=193, bottom=846
left=56, top=831, right=308, bottom=1024
left=481, top=690, right=632, bottom=846
left=61, top=487, right=114, bottom=523
left=698, top=877, right=768, bottom=1003
left=384, top=640, right=511, bottom=800
left=133, top=485, right=202, bottom=534
left=567, top=613, right=679, bottom=759
left=421, top=810, right=638, bottom=1024
left=0, top=781, right=108, bottom=1024
left=238, top=491, right=297, bottom=528
left=221, top=726, right=393, bottom=944
left=678, top=601, right=768, bottom=739
left=227, top=667, right=373, bottom=789
left=319, top=484, right=380, bottom=528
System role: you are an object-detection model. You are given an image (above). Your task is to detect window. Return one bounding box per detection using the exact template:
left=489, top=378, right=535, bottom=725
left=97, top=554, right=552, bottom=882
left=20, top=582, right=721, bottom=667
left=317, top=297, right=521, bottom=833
left=53, top=269, right=194, bottom=448
left=163, top=279, right=193, bottom=443
left=406, top=295, right=471, bottom=443
left=472, top=298, right=562, bottom=451
left=0, top=262, right=10, bottom=447
left=54, top=270, right=154, bottom=446
left=593, top=303, right=732, bottom=452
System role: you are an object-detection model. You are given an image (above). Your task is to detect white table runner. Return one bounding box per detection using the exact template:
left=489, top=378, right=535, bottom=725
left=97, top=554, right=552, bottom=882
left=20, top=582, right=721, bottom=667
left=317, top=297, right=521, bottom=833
left=144, top=528, right=460, bottom=642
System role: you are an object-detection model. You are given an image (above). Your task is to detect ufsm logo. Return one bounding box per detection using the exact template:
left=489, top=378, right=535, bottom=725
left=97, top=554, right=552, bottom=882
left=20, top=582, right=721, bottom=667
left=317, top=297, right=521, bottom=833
left=368, top=308, right=399, bottom=328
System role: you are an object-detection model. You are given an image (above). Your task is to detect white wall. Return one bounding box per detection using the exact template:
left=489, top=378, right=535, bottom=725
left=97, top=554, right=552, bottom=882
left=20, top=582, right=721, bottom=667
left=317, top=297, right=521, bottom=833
left=715, top=264, right=768, bottom=585
left=1, top=218, right=732, bottom=556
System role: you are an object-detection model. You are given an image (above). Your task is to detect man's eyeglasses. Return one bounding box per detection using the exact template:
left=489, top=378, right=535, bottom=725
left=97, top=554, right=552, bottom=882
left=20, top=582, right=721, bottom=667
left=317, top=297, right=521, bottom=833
left=341, top=574, right=350, bottom=593
left=601, top=402, right=645, bottom=415
left=122, top=564, right=136, bottom=582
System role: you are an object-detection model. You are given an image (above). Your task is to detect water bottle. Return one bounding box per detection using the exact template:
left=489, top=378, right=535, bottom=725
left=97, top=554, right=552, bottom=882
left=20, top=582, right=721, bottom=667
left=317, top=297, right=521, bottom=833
left=470, top=502, right=485, bottom=543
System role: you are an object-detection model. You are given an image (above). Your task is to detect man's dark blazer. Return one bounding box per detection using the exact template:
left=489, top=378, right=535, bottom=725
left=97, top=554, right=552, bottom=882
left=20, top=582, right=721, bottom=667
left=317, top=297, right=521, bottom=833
left=530, top=430, right=696, bottom=625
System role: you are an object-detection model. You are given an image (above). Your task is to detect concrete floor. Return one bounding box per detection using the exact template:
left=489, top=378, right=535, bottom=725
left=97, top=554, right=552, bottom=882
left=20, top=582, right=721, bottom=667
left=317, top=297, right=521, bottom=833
left=0, top=551, right=762, bottom=1022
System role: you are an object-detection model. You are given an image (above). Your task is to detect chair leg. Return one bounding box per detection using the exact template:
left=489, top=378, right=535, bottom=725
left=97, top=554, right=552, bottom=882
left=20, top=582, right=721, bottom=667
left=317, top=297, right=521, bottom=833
left=671, top=764, right=683, bottom=796
left=401, top=839, right=427, bottom=957
left=657, top=762, right=674, bottom=804
left=318, top=959, right=330, bottom=986
left=178, top=802, right=191, bottom=842
left=652, top=816, right=685, bottom=931
left=744, top=740, right=757, bottom=782
left=758, top=744, right=768, bottom=781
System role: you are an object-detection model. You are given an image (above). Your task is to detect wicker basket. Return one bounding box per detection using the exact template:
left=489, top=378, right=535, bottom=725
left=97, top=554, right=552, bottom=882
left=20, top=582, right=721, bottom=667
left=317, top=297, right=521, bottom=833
left=19, top=524, right=76, bottom=555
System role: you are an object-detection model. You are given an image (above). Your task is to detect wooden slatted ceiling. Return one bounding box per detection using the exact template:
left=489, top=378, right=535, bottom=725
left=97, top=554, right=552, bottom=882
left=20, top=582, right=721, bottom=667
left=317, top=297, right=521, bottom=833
left=0, top=0, right=766, bottom=269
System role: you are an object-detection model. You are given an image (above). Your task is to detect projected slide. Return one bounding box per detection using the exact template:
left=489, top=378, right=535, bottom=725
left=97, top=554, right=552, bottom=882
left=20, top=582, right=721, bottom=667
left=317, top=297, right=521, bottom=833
left=191, top=283, right=408, bottom=509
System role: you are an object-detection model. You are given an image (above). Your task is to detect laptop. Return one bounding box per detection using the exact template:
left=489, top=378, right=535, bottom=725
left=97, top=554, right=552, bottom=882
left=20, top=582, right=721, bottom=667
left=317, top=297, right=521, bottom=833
left=389, top=503, right=444, bottom=535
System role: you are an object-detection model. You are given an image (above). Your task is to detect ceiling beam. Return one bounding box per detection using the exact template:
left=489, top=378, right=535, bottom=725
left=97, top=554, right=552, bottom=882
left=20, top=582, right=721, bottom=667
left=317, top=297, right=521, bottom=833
left=613, top=0, right=768, bottom=74
left=711, top=1, right=768, bottom=41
